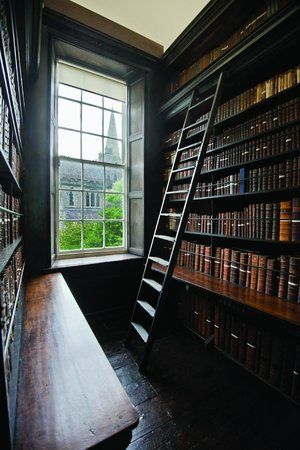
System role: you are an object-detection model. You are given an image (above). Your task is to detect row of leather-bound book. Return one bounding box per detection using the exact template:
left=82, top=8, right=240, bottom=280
left=169, top=0, right=292, bottom=94
left=178, top=292, right=300, bottom=402
left=169, top=197, right=300, bottom=242
left=176, top=240, right=300, bottom=302
left=0, top=86, right=20, bottom=182
left=164, top=123, right=300, bottom=177
left=0, top=186, right=21, bottom=250
left=0, top=245, right=23, bottom=382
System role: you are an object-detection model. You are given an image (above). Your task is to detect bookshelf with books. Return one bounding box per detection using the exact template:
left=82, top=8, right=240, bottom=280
left=159, top=1, right=300, bottom=404
left=0, top=0, right=24, bottom=447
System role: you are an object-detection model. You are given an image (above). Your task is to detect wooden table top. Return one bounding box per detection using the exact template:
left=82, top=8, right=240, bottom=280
left=15, top=273, right=138, bottom=449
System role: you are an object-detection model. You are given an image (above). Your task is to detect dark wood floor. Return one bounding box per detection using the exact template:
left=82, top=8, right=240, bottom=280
left=88, top=309, right=300, bottom=450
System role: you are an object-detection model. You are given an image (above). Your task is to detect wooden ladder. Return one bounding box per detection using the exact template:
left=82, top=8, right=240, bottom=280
left=126, top=71, right=224, bottom=371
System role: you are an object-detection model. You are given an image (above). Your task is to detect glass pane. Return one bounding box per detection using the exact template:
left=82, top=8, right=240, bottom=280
left=104, top=110, right=122, bottom=139
left=103, top=137, right=122, bottom=164
left=82, top=134, right=102, bottom=162
left=130, top=140, right=143, bottom=191
left=59, top=84, right=81, bottom=101
left=83, top=163, right=104, bottom=191
left=59, top=221, right=81, bottom=251
left=58, top=129, right=80, bottom=158
left=83, top=221, right=103, bottom=248
left=82, top=104, right=102, bottom=134
left=105, top=193, right=123, bottom=219
left=84, top=192, right=104, bottom=219
left=59, top=191, right=82, bottom=220
left=105, top=167, right=124, bottom=192
left=130, top=199, right=143, bottom=252
left=82, top=90, right=102, bottom=106
left=105, top=221, right=123, bottom=247
left=104, top=97, right=123, bottom=112
left=59, top=159, right=82, bottom=190
left=58, top=98, right=80, bottom=130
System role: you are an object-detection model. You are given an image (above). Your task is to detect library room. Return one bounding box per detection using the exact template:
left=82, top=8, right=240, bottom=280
left=1, top=0, right=300, bottom=448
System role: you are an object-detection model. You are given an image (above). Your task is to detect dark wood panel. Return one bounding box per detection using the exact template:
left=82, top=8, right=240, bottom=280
left=15, top=273, right=139, bottom=449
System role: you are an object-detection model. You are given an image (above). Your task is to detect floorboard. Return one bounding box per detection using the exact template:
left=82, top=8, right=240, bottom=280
left=87, top=311, right=300, bottom=450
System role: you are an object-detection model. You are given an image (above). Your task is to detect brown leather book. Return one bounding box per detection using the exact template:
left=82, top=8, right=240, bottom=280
left=291, top=344, right=300, bottom=402
left=246, top=324, right=257, bottom=371
left=250, top=254, right=259, bottom=291
left=223, top=248, right=231, bottom=282
left=278, top=255, right=290, bottom=300
left=258, top=331, right=272, bottom=379
left=214, top=302, right=220, bottom=347
left=204, top=246, right=211, bottom=275
left=230, top=315, right=240, bottom=360
left=239, top=252, right=248, bottom=287
left=292, top=197, right=300, bottom=242
left=265, top=258, right=277, bottom=296
left=287, top=257, right=300, bottom=303
left=230, top=250, right=240, bottom=284
left=257, top=255, right=267, bottom=294
left=214, top=247, right=221, bottom=278
left=279, top=200, right=292, bottom=241
left=269, top=336, right=283, bottom=387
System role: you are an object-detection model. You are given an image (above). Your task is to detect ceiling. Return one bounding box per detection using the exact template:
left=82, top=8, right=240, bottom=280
left=70, top=0, right=211, bottom=50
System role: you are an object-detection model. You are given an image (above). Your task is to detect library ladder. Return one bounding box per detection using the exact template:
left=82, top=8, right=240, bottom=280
left=126, top=71, right=224, bottom=371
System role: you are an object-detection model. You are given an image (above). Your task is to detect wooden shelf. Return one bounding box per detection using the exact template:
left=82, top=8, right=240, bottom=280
left=0, top=236, right=22, bottom=274
left=168, top=187, right=300, bottom=204
left=0, top=147, right=21, bottom=195
left=3, top=262, right=25, bottom=356
left=184, top=231, right=300, bottom=250
left=205, top=119, right=300, bottom=156
left=153, top=263, right=300, bottom=327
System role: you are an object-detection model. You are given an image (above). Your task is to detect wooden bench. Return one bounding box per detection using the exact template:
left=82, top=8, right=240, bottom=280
left=14, top=273, right=138, bottom=449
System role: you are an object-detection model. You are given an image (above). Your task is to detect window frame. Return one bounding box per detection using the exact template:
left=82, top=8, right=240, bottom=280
left=54, top=62, right=128, bottom=259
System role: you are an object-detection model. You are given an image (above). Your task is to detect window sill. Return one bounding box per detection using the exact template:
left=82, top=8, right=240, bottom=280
left=46, top=253, right=144, bottom=271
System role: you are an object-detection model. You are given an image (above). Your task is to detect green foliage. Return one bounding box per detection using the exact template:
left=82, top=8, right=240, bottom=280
left=59, top=179, right=124, bottom=251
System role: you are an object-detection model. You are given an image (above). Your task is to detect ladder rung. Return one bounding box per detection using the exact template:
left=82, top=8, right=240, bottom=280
left=172, top=165, right=195, bottom=173
left=131, top=322, right=149, bottom=343
left=181, top=155, right=198, bottom=163
left=137, top=300, right=156, bottom=317
left=166, top=190, right=188, bottom=195
left=183, top=118, right=207, bottom=132
left=178, top=140, right=202, bottom=152
left=189, top=94, right=214, bottom=111
left=155, top=234, right=175, bottom=242
left=143, top=278, right=162, bottom=292
left=160, top=213, right=181, bottom=217
left=149, top=256, right=169, bottom=266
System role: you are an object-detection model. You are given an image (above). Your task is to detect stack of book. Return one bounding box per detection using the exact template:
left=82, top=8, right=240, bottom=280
left=248, top=156, right=300, bottom=191
left=214, top=300, right=300, bottom=400
left=186, top=213, right=213, bottom=233
left=169, top=0, right=291, bottom=94
left=0, top=186, right=21, bottom=249
left=177, top=241, right=212, bottom=274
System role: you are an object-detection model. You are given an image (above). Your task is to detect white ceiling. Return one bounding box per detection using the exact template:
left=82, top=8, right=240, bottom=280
left=70, top=0, right=210, bottom=50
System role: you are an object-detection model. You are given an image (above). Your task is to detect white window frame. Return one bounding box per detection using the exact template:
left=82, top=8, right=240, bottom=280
left=54, top=61, right=128, bottom=259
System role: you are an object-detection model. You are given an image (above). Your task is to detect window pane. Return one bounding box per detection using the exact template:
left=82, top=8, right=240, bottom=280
left=59, top=221, right=82, bottom=251
left=82, top=134, right=102, bottom=162
left=59, top=159, right=82, bottom=190
left=58, top=98, right=80, bottom=130
left=59, top=191, right=82, bottom=220
left=105, top=193, right=123, bottom=219
left=59, top=84, right=81, bottom=100
left=82, top=104, right=102, bottom=134
left=58, top=129, right=81, bottom=158
left=83, top=163, right=104, bottom=191
left=105, top=221, right=123, bottom=247
left=84, top=192, right=103, bottom=219
left=83, top=221, right=103, bottom=249
left=104, top=110, right=122, bottom=139
left=105, top=167, right=124, bottom=192
left=103, top=137, right=122, bottom=164
left=104, top=97, right=123, bottom=112
left=82, top=90, right=102, bottom=106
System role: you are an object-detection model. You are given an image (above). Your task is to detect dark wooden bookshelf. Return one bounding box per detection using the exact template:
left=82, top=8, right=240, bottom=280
left=154, top=263, right=300, bottom=327
left=0, top=236, right=22, bottom=274
left=0, top=147, right=21, bottom=194
left=160, top=1, right=300, bottom=117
